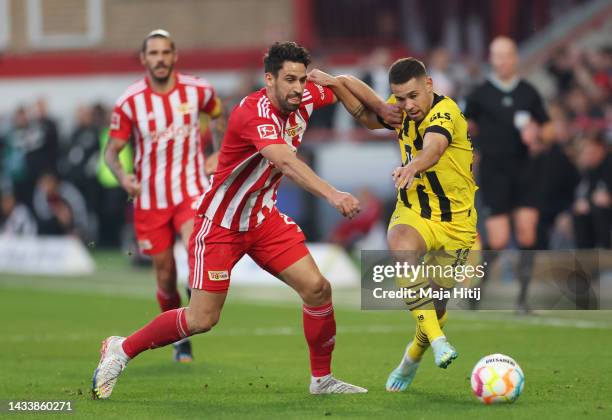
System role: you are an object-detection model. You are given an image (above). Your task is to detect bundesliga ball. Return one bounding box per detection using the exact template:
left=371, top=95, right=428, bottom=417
left=470, top=354, right=525, bottom=404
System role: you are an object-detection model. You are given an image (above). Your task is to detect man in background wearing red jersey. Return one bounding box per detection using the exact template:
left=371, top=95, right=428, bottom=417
left=92, top=41, right=404, bottom=399
left=104, top=30, right=224, bottom=363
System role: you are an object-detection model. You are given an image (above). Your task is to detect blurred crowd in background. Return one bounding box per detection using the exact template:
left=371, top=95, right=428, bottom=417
left=0, top=42, right=610, bottom=255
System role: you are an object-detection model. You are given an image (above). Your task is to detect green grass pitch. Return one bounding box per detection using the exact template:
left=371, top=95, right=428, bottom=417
left=1, top=251, right=611, bottom=419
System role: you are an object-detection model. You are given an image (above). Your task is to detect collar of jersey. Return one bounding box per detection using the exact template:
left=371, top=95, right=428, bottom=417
left=145, top=72, right=179, bottom=97
left=487, top=74, right=520, bottom=93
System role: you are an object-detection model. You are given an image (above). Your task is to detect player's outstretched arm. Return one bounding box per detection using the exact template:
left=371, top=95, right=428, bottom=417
left=260, top=144, right=360, bottom=219
left=338, top=75, right=403, bottom=130
left=307, top=69, right=381, bottom=129
left=392, top=133, right=449, bottom=189
left=105, top=137, right=141, bottom=198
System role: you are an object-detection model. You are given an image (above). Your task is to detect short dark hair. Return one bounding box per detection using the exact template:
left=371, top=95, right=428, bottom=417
left=141, top=29, right=175, bottom=53
left=263, top=42, right=311, bottom=77
left=388, top=57, right=427, bottom=85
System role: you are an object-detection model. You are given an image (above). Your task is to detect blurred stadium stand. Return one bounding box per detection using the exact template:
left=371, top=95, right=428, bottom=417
left=0, top=0, right=609, bottom=258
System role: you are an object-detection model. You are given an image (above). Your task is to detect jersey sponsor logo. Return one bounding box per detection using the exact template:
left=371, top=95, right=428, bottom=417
left=429, top=112, right=451, bottom=122
left=257, top=124, right=278, bottom=140
left=137, top=239, right=153, bottom=250
left=208, top=270, right=229, bottom=281
left=285, top=124, right=304, bottom=138
left=110, top=112, right=121, bottom=130
left=150, top=122, right=198, bottom=143
left=315, top=83, right=326, bottom=100
left=177, top=102, right=196, bottom=115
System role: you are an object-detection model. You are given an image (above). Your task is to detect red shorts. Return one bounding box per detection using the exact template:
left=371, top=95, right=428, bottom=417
left=188, top=210, right=309, bottom=293
left=134, top=197, right=198, bottom=255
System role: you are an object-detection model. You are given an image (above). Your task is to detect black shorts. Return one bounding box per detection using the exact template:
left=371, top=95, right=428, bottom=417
left=478, top=156, right=541, bottom=216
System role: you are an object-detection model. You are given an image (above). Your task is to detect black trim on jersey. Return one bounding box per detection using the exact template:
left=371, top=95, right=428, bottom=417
left=413, top=118, right=424, bottom=150
left=376, top=115, right=395, bottom=130
left=402, top=117, right=410, bottom=138
left=416, top=185, right=431, bottom=218
left=400, top=189, right=411, bottom=208
left=424, top=125, right=452, bottom=145
left=432, top=93, right=445, bottom=107
left=425, top=171, right=452, bottom=221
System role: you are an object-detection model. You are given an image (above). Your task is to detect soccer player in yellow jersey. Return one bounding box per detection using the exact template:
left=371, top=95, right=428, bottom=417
left=307, top=58, right=478, bottom=392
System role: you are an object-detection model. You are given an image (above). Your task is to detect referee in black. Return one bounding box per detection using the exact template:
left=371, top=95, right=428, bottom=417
left=465, top=36, right=553, bottom=312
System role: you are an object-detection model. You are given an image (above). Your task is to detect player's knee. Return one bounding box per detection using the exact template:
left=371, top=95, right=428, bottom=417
left=516, top=229, right=536, bottom=248
left=186, top=309, right=220, bottom=334
left=301, top=276, right=331, bottom=306
left=487, top=233, right=508, bottom=250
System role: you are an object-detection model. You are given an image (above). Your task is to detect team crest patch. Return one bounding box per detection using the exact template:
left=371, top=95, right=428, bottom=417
left=285, top=124, right=303, bottom=137
left=137, top=239, right=153, bottom=250
left=257, top=124, right=278, bottom=139
left=208, top=270, right=229, bottom=281
left=110, top=112, right=121, bottom=130
left=177, top=102, right=196, bottom=114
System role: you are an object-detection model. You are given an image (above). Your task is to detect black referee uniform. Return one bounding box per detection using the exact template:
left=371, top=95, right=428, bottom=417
left=465, top=77, right=549, bottom=217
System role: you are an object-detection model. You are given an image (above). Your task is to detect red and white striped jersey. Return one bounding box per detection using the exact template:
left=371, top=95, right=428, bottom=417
left=110, top=73, right=218, bottom=210
left=197, top=82, right=335, bottom=231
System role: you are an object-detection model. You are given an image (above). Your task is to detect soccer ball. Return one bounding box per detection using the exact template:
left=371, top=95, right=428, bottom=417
left=470, top=353, right=525, bottom=404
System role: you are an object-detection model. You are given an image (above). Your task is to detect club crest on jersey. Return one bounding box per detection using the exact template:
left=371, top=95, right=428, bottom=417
left=257, top=124, right=278, bottom=140
left=177, top=102, right=196, bottom=115
left=208, top=270, right=229, bottom=281
left=137, top=239, right=153, bottom=250
left=110, top=112, right=121, bottom=130
left=285, top=124, right=304, bottom=138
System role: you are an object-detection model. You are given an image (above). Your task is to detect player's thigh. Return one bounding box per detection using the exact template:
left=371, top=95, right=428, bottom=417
left=189, top=216, right=246, bottom=293
left=134, top=208, right=174, bottom=255
left=277, top=254, right=330, bottom=306
left=387, top=205, right=430, bottom=255
left=513, top=206, right=539, bottom=247
left=186, top=288, right=228, bottom=333
left=431, top=222, right=478, bottom=289
left=248, top=212, right=322, bottom=303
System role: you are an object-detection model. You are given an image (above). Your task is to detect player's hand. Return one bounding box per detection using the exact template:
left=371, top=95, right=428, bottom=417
left=328, top=190, right=361, bottom=219
left=392, top=166, right=417, bottom=190
left=120, top=174, right=141, bottom=199
left=520, top=120, right=539, bottom=147
left=205, top=151, right=219, bottom=176
left=376, top=103, right=403, bottom=129
left=307, top=69, right=337, bottom=87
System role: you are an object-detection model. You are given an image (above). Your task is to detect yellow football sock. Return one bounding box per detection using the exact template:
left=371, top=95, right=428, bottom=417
left=406, top=311, right=448, bottom=361
left=412, top=309, right=444, bottom=341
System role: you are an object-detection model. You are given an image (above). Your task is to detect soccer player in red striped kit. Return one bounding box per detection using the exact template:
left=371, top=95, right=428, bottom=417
left=92, top=41, right=402, bottom=398
left=104, top=30, right=224, bottom=363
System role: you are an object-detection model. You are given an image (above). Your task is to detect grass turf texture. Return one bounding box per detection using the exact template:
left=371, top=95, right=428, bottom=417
left=1, top=251, right=611, bottom=419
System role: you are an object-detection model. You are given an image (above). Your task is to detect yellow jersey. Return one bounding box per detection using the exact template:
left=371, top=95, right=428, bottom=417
left=386, top=94, right=477, bottom=222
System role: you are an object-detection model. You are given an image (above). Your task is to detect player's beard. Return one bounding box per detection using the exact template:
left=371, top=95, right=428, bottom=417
left=150, top=63, right=174, bottom=85
left=279, top=92, right=302, bottom=114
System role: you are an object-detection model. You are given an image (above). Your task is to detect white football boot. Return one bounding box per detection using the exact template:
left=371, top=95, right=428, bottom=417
left=310, top=375, right=368, bottom=394
left=91, top=336, right=130, bottom=399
